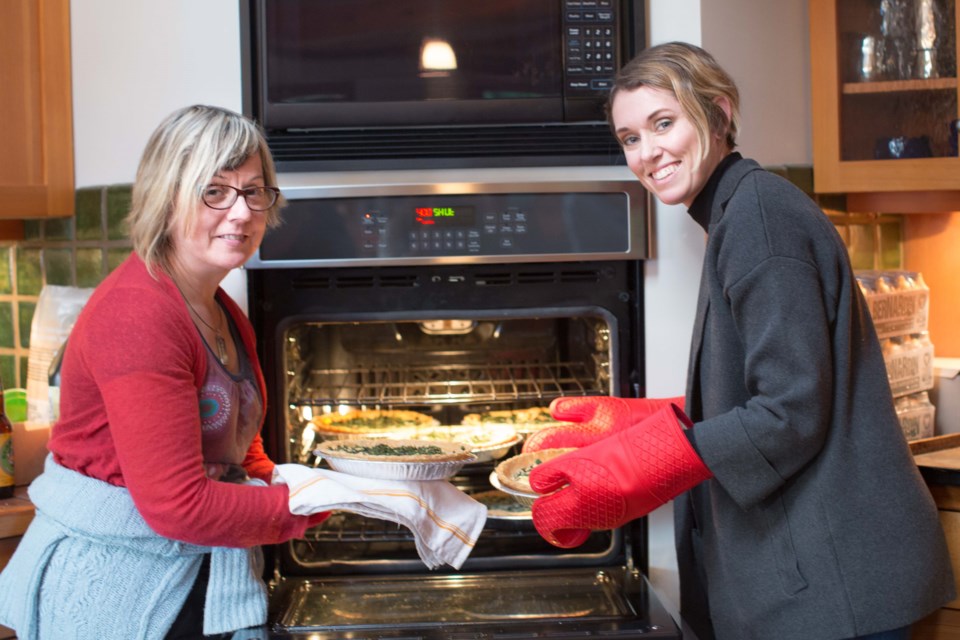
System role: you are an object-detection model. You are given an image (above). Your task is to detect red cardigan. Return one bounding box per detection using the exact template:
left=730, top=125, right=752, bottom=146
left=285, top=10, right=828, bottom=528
left=49, top=253, right=313, bottom=548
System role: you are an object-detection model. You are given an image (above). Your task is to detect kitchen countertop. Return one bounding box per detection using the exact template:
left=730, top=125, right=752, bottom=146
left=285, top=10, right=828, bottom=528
left=911, top=433, right=960, bottom=490
left=0, top=486, right=34, bottom=540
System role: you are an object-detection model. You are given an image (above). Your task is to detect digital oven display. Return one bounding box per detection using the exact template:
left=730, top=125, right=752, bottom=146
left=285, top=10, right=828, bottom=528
left=414, top=206, right=477, bottom=227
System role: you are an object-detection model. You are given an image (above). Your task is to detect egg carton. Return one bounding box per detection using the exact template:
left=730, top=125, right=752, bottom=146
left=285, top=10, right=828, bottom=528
left=856, top=270, right=929, bottom=339
left=882, top=333, right=935, bottom=398
left=895, top=391, right=935, bottom=441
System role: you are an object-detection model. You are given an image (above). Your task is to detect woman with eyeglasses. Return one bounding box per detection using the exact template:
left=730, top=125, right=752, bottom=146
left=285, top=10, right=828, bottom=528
left=0, top=105, right=327, bottom=639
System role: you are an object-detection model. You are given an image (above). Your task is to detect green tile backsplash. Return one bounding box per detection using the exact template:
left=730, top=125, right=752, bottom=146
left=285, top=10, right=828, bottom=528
left=0, top=356, right=15, bottom=393
left=0, top=185, right=133, bottom=388
left=106, top=186, right=132, bottom=240
left=16, top=248, right=43, bottom=295
left=18, top=301, right=34, bottom=349
left=45, top=248, right=73, bottom=286
left=0, top=247, right=10, bottom=294
left=0, top=302, right=12, bottom=348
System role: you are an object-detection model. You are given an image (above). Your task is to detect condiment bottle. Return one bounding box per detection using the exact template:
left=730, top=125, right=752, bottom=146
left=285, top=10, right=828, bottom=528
left=0, top=375, right=15, bottom=498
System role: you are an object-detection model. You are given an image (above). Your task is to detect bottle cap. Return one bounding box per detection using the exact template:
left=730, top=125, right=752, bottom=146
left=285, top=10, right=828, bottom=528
left=3, top=388, right=27, bottom=423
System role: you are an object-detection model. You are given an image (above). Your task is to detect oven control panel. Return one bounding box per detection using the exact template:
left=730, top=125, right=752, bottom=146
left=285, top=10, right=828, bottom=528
left=250, top=188, right=646, bottom=267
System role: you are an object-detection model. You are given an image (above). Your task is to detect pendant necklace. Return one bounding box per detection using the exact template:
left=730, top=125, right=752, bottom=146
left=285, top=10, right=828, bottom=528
left=173, top=279, right=230, bottom=366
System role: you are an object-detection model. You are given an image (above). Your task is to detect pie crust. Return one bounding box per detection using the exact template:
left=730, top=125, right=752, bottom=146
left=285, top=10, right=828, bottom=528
left=311, top=409, right=439, bottom=435
left=461, top=406, right=572, bottom=434
left=494, top=448, right=576, bottom=493
left=316, top=438, right=474, bottom=463
left=411, top=424, right=518, bottom=450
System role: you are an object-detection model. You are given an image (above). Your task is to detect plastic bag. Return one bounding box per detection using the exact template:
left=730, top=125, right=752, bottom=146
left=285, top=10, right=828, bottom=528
left=25, top=285, right=95, bottom=423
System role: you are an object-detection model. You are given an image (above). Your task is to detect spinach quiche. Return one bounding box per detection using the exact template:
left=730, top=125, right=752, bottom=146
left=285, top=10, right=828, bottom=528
left=315, top=438, right=477, bottom=481
left=311, top=409, right=439, bottom=437
left=462, top=406, right=572, bottom=435
left=316, top=438, right=474, bottom=463
left=472, top=490, right=532, bottom=518
left=494, top=448, right=575, bottom=494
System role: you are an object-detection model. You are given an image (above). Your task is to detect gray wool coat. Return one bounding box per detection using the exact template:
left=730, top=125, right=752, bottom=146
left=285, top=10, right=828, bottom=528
left=675, top=153, right=954, bottom=640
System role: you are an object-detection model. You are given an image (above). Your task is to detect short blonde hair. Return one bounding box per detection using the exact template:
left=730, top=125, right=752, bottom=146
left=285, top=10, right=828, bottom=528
left=126, top=104, right=285, bottom=275
left=607, top=42, right=740, bottom=163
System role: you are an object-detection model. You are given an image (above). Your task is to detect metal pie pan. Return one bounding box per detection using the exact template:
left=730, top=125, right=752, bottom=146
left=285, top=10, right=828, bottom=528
left=319, top=453, right=476, bottom=481
left=489, top=471, right=538, bottom=507
left=471, top=490, right=532, bottom=530
left=468, top=433, right=524, bottom=463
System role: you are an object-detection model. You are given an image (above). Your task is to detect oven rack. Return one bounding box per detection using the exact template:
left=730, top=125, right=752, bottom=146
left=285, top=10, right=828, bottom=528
left=303, top=512, right=537, bottom=544
left=294, top=360, right=605, bottom=405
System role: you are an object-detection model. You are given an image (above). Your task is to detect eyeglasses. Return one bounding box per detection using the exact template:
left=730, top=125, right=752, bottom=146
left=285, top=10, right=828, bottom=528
left=200, top=184, right=280, bottom=211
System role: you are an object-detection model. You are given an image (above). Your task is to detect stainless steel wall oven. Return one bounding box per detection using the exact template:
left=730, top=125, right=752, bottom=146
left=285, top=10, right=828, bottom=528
left=245, top=168, right=681, bottom=638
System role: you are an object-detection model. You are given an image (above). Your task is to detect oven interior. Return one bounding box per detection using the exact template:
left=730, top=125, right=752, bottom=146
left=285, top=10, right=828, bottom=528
left=280, top=312, right=624, bottom=573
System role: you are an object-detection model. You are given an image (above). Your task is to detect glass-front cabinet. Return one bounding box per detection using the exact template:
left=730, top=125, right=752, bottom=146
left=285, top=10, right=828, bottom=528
left=810, top=0, right=960, bottom=193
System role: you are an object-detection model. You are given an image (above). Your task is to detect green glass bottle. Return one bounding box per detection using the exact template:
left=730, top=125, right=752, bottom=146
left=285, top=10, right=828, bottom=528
left=0, top=375, right=15, bottom=498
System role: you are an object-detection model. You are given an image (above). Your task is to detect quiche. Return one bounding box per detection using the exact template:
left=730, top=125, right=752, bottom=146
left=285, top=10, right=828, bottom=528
left=311, top=409, right=439, bottom=437
left=494, top=448, right=575, bottom=493
left=315, top=438, right=474, bottom=463
left=410, top=424, right=519, bottom=450
left=462, top=406, right=572, bottom=435
left=472, top=490, right=532, bottom=517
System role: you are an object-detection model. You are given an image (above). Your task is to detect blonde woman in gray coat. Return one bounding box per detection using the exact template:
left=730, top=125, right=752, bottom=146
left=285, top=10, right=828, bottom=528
left=522, top=42, right=955, bottom=640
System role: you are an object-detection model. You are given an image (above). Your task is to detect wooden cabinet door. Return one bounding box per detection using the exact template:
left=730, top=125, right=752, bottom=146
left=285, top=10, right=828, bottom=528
left=0, top=0, right=74, bottom=218
left=810, top=0, right=960, bottom=194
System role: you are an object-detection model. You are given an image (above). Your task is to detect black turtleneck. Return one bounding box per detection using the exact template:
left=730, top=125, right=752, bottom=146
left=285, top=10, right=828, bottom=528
left=686, top=151, right=742, bottom=232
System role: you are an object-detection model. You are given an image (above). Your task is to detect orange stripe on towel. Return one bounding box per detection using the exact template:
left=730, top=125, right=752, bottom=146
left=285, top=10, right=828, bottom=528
left=288, top=475, right=329, bottom=500
left=362, top=489, right=478, bottom=547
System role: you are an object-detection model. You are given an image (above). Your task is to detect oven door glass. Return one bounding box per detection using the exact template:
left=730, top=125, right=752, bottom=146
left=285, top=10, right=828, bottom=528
left=271, top=567, right=680, bottom=637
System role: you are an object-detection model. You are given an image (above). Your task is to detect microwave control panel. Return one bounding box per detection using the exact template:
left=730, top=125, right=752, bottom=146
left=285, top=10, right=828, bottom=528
left=563, top=0, right=618, bottom=95
left=252, top=189, right=644, bottom=267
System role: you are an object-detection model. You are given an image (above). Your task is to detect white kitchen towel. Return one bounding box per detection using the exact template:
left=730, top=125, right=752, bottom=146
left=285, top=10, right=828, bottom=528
left=272, top=464, right=487, bottom=570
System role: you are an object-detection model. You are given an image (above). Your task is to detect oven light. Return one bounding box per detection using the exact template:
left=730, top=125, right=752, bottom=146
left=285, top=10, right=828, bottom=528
left=419, top=319, right=476, bottom=335
left=419, top=37, right=457, bottom=75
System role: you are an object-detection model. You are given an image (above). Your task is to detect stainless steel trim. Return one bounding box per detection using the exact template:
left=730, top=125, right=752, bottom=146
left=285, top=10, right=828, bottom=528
left=246, top=166, right=649, bottom=268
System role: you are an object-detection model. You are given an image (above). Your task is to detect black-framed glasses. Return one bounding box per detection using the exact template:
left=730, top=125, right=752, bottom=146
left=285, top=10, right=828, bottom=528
left=200, top=184, right=280, bottom=211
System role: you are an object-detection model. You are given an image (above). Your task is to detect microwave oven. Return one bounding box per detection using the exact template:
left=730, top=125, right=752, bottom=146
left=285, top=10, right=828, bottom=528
left=240, top=0, right=646, bottom=170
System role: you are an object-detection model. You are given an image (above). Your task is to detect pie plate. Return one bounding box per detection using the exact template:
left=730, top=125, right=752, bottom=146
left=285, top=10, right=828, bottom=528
left=471, top=490, right=532, bottom=520
left=489, top=471, right=539, bottom=507
left=319, top=456, right=474, bottom=481
left=468, top=433, right=524, bottom=463
left=406, top=424, right=523, bottom=463
left=314, top=439, right=477, bottom=481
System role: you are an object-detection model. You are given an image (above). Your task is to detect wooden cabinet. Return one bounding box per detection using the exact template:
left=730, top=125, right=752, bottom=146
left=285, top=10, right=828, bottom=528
left=0, top=0, right=74, bottom=219
left=810, top=0, right=960, bottom=195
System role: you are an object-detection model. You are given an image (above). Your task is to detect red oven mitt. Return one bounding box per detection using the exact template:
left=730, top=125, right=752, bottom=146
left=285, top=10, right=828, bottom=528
left=529, top=403, right=711, bottom=548
left=522, top=395, right=686, bottom=452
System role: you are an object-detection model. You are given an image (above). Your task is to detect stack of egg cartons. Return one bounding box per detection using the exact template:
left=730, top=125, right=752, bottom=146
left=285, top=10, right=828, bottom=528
left=856, top=270, right=935, bottom=441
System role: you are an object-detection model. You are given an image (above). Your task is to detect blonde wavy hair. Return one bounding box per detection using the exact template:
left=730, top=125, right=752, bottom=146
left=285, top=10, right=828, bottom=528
left=126, top=104, right=285, bottom=275
left=607, top=42, right=740, bottom=164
